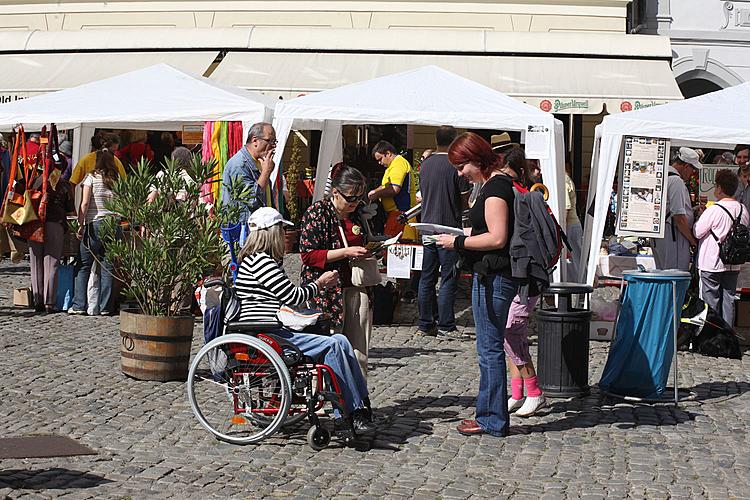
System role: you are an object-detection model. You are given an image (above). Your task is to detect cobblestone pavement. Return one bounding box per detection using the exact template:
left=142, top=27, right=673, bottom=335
left=1, top=256, right=750, bottom=499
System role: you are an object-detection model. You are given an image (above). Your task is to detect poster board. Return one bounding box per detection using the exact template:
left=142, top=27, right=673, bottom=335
left=616, top=136, right=670, bottom=238
left=698, top=164, right=728, bottom=203
left=181, top=124, right=204, bottom=144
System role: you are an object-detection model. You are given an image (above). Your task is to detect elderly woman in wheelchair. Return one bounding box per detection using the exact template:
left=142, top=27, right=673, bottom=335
left=188, top=208, right=375, bottom=449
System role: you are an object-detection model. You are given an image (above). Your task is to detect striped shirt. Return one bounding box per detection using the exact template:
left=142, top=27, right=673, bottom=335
left=81, top=172, right=114, bottom=223
left=235, top=252, right=319, bottom=324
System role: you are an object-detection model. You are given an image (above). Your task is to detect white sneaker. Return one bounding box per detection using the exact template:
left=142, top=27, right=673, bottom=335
left=514, top=395, right=547, bottom=417
left=508, top=397, right=524, bottom=413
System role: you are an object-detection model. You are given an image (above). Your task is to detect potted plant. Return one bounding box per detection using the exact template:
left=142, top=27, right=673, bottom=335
left=283, top=132, right=304, bottom=253
left=103, top=156, right=247, bottom=381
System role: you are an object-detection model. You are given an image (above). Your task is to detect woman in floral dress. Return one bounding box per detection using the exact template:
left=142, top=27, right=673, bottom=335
left=298, top=165, right=374, bottom=379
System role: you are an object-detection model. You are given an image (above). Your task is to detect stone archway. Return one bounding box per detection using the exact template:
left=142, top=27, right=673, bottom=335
left=672, top=56, right=745, bottom=96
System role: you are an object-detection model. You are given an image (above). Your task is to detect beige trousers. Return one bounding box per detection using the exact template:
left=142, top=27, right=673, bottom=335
left=341, top=287, right=373, bottom=380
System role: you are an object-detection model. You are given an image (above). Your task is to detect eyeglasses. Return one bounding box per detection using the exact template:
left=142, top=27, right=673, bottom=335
left=256, top=136, right=278, bottom=146
left=335, top=189, right=363, bottom=203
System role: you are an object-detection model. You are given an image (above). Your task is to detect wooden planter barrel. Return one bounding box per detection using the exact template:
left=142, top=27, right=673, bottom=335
left=120, top=310, right=195, bottom=382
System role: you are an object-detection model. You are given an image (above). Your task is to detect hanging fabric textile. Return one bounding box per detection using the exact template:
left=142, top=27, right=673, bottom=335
left=200, top=121, right=247, bottom=208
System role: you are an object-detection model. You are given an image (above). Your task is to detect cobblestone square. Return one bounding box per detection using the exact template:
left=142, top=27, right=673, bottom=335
left=1, top=257, right=750, bottom=499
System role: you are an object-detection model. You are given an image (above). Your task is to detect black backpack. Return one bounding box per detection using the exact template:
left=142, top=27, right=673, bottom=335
left=711, top=204, right=750, bottom=265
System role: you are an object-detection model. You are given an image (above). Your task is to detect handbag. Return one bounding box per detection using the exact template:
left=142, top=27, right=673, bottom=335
left=2, top=128, right=36, bottom=225
left=337, top=223, right=381, bottom=288
left=1, top=125, right=52, bottom=243
left=55, top=263, right=75, bottom=311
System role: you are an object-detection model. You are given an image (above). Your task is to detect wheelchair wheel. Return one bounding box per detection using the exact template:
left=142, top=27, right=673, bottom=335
left=307, top=425, right=331, bottom=451
left=187, top=334, right=292, bottom=445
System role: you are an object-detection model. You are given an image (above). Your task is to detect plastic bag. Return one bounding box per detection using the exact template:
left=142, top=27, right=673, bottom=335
left=590, top=286, right=621, bottom=321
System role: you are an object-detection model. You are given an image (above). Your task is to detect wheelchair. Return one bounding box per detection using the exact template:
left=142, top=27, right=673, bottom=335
left=187, top=279, right=354, bottom=450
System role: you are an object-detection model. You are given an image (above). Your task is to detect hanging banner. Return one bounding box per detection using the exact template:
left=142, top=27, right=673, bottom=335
left=616, top=136, right=670, bottom=238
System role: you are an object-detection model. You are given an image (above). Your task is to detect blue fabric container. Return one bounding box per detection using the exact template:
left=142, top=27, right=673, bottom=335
left=55, top=264, right=75, bottom=311
left=599, top=270, right=691, bottom=399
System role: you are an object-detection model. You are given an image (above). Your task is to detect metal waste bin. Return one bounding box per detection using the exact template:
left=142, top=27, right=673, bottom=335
left=536, top=283, right=594, bottom=398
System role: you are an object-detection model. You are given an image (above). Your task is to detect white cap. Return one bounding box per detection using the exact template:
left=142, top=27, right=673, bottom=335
left=678, top=147, right=702, bottom=170
left=248, top=207, right=293, bottom=231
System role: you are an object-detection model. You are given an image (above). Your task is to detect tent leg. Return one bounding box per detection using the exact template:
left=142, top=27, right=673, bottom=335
left=672, top=281, right=679, bottom=406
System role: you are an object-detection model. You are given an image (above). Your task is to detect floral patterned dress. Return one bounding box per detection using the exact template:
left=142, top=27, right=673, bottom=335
left=298, top=198, right=368, bottom=329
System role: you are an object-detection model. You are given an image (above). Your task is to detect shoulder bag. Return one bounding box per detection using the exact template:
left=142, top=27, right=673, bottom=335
left=338, top=222, right=381, bottom=288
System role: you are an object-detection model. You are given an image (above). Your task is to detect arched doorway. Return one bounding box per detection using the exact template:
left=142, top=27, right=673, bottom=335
left=678, top=78, right=723, bottom=98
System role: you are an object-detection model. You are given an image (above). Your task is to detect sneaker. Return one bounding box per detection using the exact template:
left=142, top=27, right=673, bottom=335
left=416, top=327, right=437, bottom=337
left=437, top=329, right=464, bottom=340
left=351, top=409, right=377, bottom=436
left=508, top=397, right=525, bottom=413
left=514, top=395, right=547, bottom=417
left=67, top=308, right=86, bottom=315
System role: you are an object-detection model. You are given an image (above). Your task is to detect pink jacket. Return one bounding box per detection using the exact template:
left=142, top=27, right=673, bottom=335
left=694, top=199, right=750, bottom=272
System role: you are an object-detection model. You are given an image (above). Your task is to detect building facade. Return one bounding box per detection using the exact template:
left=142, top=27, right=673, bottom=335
left=0, top=1, right=681, bottom=184
left=640, top=0, right=750, bottom=97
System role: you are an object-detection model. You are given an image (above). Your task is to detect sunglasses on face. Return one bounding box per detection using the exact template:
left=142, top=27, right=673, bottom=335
left=335, top=189, right=363, bottom=203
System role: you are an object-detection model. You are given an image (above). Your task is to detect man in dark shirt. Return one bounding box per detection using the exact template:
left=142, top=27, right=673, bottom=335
left=417, top=125, right=471, bottom=336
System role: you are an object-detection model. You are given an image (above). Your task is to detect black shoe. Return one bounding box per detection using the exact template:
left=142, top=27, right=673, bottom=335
left=351, top=410, right=377, bottom=436
left=362, top=398, right=374, bottom=423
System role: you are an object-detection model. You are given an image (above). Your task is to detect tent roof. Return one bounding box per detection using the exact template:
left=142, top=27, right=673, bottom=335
left=600, top=81, right=750, bottom=145
left=0, top=63, right=277, bottom=131
left=274, top=65, right=553, bottom=129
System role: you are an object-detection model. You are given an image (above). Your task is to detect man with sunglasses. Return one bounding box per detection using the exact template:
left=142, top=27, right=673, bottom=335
left=222, top=122, right=278, bottom=223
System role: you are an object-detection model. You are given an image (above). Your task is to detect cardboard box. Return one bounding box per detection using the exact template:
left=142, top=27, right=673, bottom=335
left=590, top=320, right=615, bottom=341
left=735, top=300, right=750, bottom=328
left=734, top=327, right=750, bottom=347
left=13, top=288, right=33, bottom=308
left=598, top=255, right=655, bottom=278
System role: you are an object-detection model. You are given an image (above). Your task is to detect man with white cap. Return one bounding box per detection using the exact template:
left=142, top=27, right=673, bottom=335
left=653, top=147, right=700, bottom=271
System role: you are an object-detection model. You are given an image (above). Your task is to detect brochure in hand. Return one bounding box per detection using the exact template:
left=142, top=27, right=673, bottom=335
left=365, top=232, right=402, bottom=252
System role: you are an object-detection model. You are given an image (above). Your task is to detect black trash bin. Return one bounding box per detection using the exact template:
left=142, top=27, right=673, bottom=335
left=536, top=283, right=594, bottom=398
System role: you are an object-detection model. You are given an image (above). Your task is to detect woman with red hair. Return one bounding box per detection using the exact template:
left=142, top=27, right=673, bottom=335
left=437, top=132, right=518, bottom=437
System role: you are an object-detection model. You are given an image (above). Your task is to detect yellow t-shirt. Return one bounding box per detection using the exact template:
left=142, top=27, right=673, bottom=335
left=70, top=152, right=127, bottom=185
left=381, top=155, right=412, bottom=213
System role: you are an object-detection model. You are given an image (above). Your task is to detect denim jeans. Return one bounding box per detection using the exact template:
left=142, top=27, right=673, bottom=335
left=472, top=273, right=518, bottom=436
left=418, top=243, right=459, bottom=332
left=271, top=329, right=369, bottom=415
left=72, top=220, right=115, bottom=313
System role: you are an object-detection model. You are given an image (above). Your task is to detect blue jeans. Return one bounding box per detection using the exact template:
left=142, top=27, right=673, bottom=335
left=272, top=330, right=369, bottom=415
left=472, top=273, right=518, bottom=436
left=418, top=244, right=459, bottom=332
left=72, top=220, right=115, bottom=313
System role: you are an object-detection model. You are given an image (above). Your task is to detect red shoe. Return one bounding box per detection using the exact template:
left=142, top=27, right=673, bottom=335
left=456, top=419, right=485, bottom=436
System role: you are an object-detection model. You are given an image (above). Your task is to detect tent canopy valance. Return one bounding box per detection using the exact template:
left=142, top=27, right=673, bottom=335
left=0, top=63, right=276, bottom=164
left=271, top=66, right=566, bottom=251
left=582, top=81, right=750, bottom=285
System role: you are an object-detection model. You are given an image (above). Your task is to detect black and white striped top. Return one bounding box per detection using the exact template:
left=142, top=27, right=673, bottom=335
left=235, top=252, right=319, bottom=324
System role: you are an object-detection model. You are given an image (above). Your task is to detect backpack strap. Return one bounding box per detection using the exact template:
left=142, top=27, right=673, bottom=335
left=664, top=171, right=681, bottom=241
left=710, top=202, right=738, bottom=243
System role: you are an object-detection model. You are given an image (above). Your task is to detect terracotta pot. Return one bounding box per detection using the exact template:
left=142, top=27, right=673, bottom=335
left=119, top=310, right=195, bottom=381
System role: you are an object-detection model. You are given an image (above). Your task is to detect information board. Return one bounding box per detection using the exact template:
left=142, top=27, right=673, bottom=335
left=616, top=136, right=670, bottom=238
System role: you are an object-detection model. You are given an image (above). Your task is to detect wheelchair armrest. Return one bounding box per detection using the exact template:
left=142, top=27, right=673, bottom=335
left=226, top=320, right=283, bottom=333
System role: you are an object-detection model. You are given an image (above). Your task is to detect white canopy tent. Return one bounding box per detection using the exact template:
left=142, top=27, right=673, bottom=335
left=0, top=63, right=276, bottom=165
left=583, top=81, right=750, bottom=285
left=272, top=65, right=566, bottom=252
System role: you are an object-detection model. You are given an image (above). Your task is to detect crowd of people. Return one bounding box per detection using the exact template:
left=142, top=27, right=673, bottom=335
left=656, top=144, right=750, bottom=328
left=0, top=128, right=188, bottom=315
left=217, top=123, right=578, bottom=437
